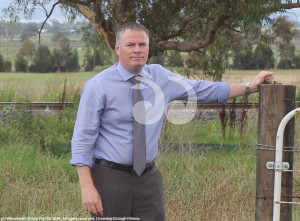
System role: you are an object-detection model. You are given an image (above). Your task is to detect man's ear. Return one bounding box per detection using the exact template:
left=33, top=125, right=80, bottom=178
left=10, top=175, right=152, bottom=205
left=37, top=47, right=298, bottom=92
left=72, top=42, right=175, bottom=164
left=115, top=43, right=120, bottom=56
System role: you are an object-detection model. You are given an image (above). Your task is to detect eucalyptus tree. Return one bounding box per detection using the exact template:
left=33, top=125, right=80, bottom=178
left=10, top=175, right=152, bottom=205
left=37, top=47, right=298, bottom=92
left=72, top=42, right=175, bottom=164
left=271, top=16, right=300, bottom=68
left=4, top=0, right=300, bottom=77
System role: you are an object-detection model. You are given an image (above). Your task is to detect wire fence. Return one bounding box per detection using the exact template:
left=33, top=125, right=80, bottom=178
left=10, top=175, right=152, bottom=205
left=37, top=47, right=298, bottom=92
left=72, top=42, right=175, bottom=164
left=257, top=111, right=300, bottom=220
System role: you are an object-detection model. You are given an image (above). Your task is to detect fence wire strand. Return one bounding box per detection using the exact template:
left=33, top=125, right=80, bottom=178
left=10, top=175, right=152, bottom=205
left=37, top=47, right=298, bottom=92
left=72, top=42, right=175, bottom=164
left=256, top=143, right=300, bottom=152
left=256, top=143, right=300, bottom=207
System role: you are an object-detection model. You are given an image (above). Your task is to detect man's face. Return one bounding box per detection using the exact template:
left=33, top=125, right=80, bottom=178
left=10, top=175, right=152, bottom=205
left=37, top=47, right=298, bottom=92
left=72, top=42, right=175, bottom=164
left=115, top=30, right=149, bottom=74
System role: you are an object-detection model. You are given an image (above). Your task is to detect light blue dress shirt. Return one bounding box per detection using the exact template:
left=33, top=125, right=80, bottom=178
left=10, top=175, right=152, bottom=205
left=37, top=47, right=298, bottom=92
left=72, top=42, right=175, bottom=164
left=70, top=63, right=230, bottom=168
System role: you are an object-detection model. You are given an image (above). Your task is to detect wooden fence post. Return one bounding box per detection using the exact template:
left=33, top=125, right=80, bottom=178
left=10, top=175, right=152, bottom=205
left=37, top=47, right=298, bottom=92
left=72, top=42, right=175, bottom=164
left=255, top=84, right=295, bottom=221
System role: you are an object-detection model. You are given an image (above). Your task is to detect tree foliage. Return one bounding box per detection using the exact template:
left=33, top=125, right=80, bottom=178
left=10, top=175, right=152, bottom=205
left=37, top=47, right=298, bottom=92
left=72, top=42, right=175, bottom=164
left=0, top=52, right=12, bottom=72
left=233, top=46, right=256, bottom=70
left=19, top=38, right=36, bottom=64
left=30, top=45, right=53, bottom=73
left=14, top=33, right=80, bottom=73
left=272, top=16, right=299, bottom=47
left=15, top=53, right=27, bottom=72
left=271, top=16, right=300, bottom=69
left=0, top=53, right=4, bottom=72
left=81, top=25, right=112, bottom=70
left=83, top=48, right=104, bottom=71
left=14, top=38, right=36, bottom=72
left=5, top=1, right=300, bottom=54
left=253, top=43, right=275, bottom=69
left=4, top=0, right=300, bottom=75
left=232, top=44, right=275, bottom=70
left=167, top=52, right=184, bottom=67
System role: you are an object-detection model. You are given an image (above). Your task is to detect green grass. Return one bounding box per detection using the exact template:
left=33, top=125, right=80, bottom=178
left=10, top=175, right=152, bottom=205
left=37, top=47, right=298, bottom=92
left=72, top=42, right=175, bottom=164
left=1, top=69, right=300, bottom=220
left=160, top=120, right=257, bottom=147
left=0, top=144, right=257, bottom=220
left=0, top=145, right=85, bottom=217
left=1, top=109, right=300, bottom=220
left=1, top=143, right=299, bottom=220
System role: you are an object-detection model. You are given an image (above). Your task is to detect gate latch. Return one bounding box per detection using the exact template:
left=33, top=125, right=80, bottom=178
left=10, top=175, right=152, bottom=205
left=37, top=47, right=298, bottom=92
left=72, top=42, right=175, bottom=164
left=266, top=161, right=290, bottom=170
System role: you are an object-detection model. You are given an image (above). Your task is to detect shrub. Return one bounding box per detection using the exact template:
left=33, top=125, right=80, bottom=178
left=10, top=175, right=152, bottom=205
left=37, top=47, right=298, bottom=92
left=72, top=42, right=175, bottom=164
left=1, top=106, right=77, bottom=157
left=254, top=43, right=275, bottom=69
left=148, top=53, right=165, bottom=65
left=233, top=48, right=256, bottom=70
left=30, top=45, right=53, bottom=73
left=0, top=53, right=4, bottom=72
left=167, top=52, right=184, bottom=67
left=15, top=53, right=27, bottom=72
left=3, top=60, right=12, bottom=72
left=83, top=48, right=104, bottom=71
left=0, top=53, right=10, bottom=72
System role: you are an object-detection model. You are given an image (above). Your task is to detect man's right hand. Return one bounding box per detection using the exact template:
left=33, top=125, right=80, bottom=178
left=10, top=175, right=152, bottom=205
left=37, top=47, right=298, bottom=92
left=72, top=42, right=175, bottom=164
left=76, top=166, right=103, bottom=216
left=81, top=185, right=104, bottom=216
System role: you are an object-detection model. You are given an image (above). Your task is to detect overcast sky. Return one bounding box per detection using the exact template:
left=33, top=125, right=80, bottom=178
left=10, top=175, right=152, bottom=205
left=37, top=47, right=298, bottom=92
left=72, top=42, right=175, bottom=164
left=0, top=0, right=67, bottom=22
left=0, top=0, right=299, bottom=23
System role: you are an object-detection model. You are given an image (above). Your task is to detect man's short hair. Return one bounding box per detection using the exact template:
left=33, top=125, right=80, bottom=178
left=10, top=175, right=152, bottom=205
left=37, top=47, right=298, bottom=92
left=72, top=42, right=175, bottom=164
left=116, top=22, right=149, bottom=44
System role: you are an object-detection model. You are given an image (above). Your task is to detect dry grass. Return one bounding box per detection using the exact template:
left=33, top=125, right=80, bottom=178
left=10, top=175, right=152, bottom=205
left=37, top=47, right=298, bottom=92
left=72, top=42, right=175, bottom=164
left=223, top=69, right=300, bottom=88
left=1, top=69, right=300, bottom=102
left=159, top=149, right=257, bottom=221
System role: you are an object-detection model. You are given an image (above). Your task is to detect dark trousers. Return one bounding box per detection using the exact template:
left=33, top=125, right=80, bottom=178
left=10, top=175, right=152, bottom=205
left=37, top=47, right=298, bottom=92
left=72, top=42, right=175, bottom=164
left=91, top=163, right=166, bottom=221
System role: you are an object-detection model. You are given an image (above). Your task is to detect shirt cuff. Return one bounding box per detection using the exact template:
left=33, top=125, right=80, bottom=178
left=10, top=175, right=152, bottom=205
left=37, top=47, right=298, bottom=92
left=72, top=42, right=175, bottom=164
left=70, top=156, right=94, bottom=168
left=217, top=82, right=230, bottom=103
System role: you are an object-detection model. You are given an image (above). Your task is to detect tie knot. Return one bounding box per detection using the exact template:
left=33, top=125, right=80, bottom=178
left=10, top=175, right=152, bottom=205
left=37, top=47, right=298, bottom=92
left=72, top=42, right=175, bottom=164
left=130, top=75, right=142, bottom=85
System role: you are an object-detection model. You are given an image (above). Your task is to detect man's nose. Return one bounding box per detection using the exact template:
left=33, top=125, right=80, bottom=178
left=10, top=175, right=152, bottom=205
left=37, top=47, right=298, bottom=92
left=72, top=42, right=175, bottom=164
left=133, top=45, right=141, bottom=52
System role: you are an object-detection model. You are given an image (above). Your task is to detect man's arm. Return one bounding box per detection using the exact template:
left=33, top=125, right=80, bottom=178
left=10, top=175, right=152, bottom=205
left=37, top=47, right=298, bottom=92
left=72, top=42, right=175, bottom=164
left=229, top=71, right=274, bottom=98
left=76, top=166, right=103, bottom=216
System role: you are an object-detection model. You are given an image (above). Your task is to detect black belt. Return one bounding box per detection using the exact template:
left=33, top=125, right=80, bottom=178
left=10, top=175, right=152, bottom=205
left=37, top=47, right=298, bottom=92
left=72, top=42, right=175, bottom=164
left=94, top=158, right=155, bottom=175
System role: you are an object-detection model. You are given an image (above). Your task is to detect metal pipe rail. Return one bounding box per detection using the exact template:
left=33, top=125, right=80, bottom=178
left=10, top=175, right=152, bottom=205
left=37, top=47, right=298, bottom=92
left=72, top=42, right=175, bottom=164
left=272, top=108, right=300, bottom=221
left=0, top=101, right=300, bottom=111
left=0, top=102, right=73, bottom=111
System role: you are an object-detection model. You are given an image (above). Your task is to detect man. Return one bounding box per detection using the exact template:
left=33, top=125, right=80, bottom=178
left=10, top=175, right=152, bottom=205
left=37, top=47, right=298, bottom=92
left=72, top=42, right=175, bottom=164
left=70, top=22, right=273, bottom=220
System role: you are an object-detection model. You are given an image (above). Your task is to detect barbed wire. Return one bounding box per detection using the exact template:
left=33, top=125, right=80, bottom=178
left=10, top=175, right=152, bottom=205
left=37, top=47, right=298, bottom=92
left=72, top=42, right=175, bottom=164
left=256, top=143, right=300, bottom=152
left=256, top=143, right=300, bottom=207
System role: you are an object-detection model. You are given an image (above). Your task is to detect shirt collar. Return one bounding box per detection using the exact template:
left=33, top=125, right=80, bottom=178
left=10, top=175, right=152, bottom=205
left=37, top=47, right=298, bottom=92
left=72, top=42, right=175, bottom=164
left=116, top=62, right=146, bottom=81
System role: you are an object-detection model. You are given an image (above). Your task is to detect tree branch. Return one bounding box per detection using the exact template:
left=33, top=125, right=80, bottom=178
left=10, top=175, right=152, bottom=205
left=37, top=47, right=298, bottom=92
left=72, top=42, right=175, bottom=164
left=37, top=2, right=60, bottom=44
left=60, top=0, right=115, bottom=57
left=158, top=14, right=228, bottom=52
left=158, top=14, right=204, bottom=40
left=62, top=0, right=94, bottom=5
left=280, top=2, right=300, bottom=9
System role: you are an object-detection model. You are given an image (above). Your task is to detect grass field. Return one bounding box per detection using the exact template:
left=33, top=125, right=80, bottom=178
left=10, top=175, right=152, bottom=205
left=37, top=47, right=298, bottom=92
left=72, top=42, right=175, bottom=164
left=223, top=69, right=300, bottom=87
left=0, top=145, right=258, bottom=220
left=0, top=34, right=85, bottom=64
left=1, top=68, right=300, bottom=102
left=1, top=70, right=300, bottom=220
left=0, top=71, right=96, bottom=102
left=1, top=125, right=300, bottom=220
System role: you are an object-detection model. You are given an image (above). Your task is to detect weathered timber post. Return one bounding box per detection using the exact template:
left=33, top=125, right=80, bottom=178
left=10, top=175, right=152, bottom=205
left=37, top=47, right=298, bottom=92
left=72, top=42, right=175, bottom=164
left=255, top=84, right=295, bottom=221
